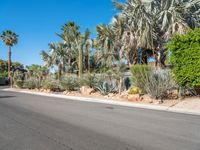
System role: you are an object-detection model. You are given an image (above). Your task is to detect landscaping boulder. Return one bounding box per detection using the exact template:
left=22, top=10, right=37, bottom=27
left=140, top=95, right=153, bottom=103
left=80, top=86, right=94, bottom=95
left=127, top=94, right=140, bottom=102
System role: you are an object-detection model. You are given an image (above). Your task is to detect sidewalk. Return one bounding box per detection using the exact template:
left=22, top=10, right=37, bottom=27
left=1, top=88, right=200, bottom=116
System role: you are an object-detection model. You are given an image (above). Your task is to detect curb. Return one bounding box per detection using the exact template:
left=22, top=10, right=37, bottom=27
left=1, top=88, right=200, bottom=116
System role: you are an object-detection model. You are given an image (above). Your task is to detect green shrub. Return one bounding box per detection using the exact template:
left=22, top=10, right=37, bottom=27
left=0, top=71, right=8, bottom=78
left=42, top=77, right=60, bottom=91
left=145, top=69, right=176, bottom=99
left=130, top=65, right=176, bottom=99
left=167, top=28, right=200, bottom=87
left=60, top=75, right=80, bottom=91
left=16, top=80, right=24, bottom=88
left=79, top=73, right=96, bottom=88
left=130, top=65, right=152, bottom=93
left=128, top=87, right=139, bottom=95
left=24, top=79, right=39, bottom=89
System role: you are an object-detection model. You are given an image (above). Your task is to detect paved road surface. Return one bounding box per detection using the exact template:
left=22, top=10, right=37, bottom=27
left=0, top=90, right=200, bottom=150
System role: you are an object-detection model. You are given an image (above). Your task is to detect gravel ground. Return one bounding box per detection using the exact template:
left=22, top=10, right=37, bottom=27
left=172, top=97, right=200, bottom=111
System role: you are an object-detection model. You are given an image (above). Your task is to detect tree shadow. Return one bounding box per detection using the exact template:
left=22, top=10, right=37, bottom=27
left=0, top=96, right=16, bottom=99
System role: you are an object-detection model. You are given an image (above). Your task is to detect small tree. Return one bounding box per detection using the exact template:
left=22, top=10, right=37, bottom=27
left=167, top=28, right=200, bottom=88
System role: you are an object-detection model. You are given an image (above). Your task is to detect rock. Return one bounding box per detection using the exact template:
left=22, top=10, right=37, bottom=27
left=80, top=86, right=94, bottom=95
left=141, top=95, right=153, bottom=103
left=63, top=91, right=69, bottom=95
left=168, top=90, right=179, bottom=99
left=104, top=95, right=109, bottom=98
left=128, top=94, right=140, bottom=102
left=108, top=93, right=114, bottom=98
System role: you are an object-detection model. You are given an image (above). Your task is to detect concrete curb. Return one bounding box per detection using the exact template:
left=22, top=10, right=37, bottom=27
left=1, top=88, right=200, bottom=116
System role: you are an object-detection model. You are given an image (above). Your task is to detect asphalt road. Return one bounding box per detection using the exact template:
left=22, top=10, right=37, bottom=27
left=0, top=90, right=200, bottom=150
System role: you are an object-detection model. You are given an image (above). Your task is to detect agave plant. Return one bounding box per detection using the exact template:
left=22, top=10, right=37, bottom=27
left=95, top=80, right=118, bottom=96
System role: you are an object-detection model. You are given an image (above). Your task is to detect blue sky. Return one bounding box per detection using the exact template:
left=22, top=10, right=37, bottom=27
left=0, top=0, right=121, bottom=66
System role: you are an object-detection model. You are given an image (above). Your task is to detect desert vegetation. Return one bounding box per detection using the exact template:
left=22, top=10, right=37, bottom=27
left=1, top=0, right=200, bottom=101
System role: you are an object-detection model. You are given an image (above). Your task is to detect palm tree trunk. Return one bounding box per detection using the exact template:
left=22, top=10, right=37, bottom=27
left=62, top=58, right=66, bottom=74
left=58, top=64, right=62, bottom=80
left=8, top=46, right=11, bottom=78
left=86, top=48, right=90, bottom=73
left=79, top=45, right=83, bottom=78
left=8, top=46, right=12, bottom=87
left=119, top=77, right=123, bottom=95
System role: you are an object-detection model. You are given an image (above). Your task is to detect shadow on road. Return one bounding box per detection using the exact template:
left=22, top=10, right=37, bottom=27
left=0, top=96, right=16, bottom=99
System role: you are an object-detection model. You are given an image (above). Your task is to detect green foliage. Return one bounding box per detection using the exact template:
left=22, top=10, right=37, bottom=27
left=128, top=87, right=139, bottom=95
left=16, top=80, right=24, bottom=88
left=1, top=30, right=18, bottom=46
left=167, top=28, right=200, bottom=87
left=130, top=65, right=175, bottom=99
left=13, top=70, right=24, bottom=82
left=95, top=81, right=117, bottom=96
left=0, top=72, right=8, bottom=78
left=145, top=69, right=176, bottom=99
left=24, top=79, right=39, bottom=89
left=60, top=75, right=80, bottom=91
left=0, top=59, right=24, bottom=78
left=130, top=65, right=152, bottom=93
left=79, top=73, right=97, bottom=88
left=42, top=77, right=60, bottom=91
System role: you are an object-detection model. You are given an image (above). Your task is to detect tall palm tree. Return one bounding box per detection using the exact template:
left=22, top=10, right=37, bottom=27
left=84, top=28, right=93, bottom=72
left=1, top=30, right=18, bottom=80
left=112, top=0, right=200, bottom=66
left=96, top=24, right=118, bottom=69
left=75, top=28, right=92, bottom=77
left=112, top=0, right=158, bottom=65
left=57, top=22, right=93, bottom=77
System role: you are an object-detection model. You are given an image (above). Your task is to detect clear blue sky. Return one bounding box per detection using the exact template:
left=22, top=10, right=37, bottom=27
left=0, top=0, right=121, bottom=66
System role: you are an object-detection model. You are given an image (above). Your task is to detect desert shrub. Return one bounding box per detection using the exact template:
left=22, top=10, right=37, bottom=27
left=16, top=80, right=24, bottom=88
left=42, top=77, right=60, bottom=91
left=130, top=65, right=152, bottom=93
left=167, top=28, right=200, bottom=87
left=79, top=73, right=97, bottom=88
left=130, top=65, right=176, bottom=99
left=13, top=70, right=24, bottom=81
left=60, top=75, right=80, bottom=91
left=24, top=79, right=39, bottom=89
left=145, top=69, right=176, bottom=99
left=128, top=87, right=139, bottom=95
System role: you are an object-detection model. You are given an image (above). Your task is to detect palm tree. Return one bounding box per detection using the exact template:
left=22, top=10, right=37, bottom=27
left=158, top=0, right=200, bottom=40
left=112, top=0, right=158, bottom=65
left=96, top=24, right=118, bottom=69
left=1, top=30, right=18, bottom=80
left=57, top=22, right=93, bottom=77
left=75, top=28, right=93, bottom=77
left=41, top=42, right=68, bottom=80
left=112, top=0, right=200, bottom=66
left=84, top=28, right=93, bottom=72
